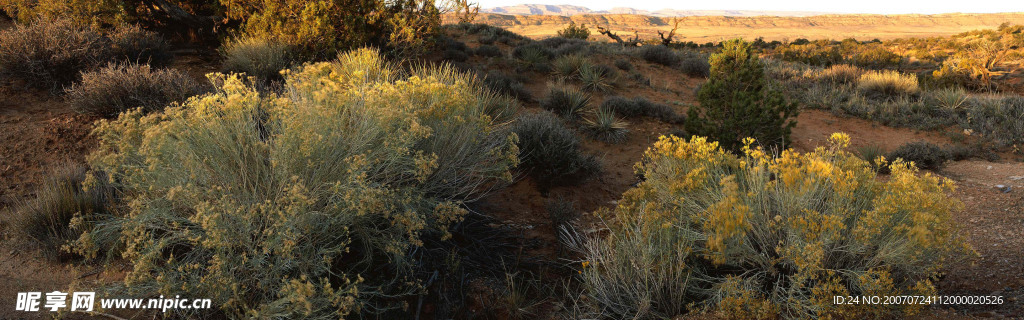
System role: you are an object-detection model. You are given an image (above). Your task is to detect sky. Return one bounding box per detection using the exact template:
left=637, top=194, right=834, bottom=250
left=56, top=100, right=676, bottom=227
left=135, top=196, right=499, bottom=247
left=475, top=0, right=1023, bottom=14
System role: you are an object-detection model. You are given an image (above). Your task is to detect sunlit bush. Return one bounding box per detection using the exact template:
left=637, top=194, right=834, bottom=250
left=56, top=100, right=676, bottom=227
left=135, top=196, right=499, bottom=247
left=857, top=70, right=920, bottom=98
left=0, top=18, right=111, bottom=91
left=576, top=133, right=967, bottom=319
left=74, top=48, right=519, bottom=318
left=221, top=36, right=295, bottom=81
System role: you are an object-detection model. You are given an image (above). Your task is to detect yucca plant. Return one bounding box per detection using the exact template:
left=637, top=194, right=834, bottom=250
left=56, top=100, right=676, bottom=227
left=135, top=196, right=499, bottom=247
left=578, top=64, right=614, bottom=92
left=551, top=54, right=590, bottom=79
left=927, top=86, right=969, bottom=111
left=541, top=83, right=591, bottom=120
left=583, top=107, right=628, bottom=143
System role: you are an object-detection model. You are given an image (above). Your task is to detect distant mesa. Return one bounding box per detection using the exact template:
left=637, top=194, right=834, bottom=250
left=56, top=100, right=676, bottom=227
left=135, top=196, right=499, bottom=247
left=480, top=4, right=833, bottom=17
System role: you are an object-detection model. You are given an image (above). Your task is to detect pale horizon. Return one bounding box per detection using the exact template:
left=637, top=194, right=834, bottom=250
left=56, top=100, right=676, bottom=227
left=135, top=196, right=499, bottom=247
left=477, top=1, right=1024, bottom=15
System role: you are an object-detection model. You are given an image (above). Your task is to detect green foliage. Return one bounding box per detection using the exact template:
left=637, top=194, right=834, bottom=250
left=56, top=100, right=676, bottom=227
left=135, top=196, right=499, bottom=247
left=510, top=112, right=600, bottom=189
left=220, top=35, right=295, bottom=81
left=540, top=84, right=591, bottom=120
left=576, top=134, right=966, bottom=319
left=556, top=21, right=589, bottom=40
left=67, top=63, right=206, bottom=117
left=9, top=163, right=114, bottom=261
left=887, top=141, right=951, bottom=171
left=108, top=24, right=172, bottom=67
left=73, top=48, right=519, bottom=318
left=223, top=0, right=443, bottom=57
left=685, top=39, right=799, bottom=151
left=0, top=18, right=111, bottom=91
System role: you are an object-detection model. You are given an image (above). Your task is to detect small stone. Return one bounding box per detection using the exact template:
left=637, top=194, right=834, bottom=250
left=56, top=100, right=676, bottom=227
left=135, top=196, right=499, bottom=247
left=995, top=185, right=1011, bottom=193
left=1010, top=176, right=1024, bottom=181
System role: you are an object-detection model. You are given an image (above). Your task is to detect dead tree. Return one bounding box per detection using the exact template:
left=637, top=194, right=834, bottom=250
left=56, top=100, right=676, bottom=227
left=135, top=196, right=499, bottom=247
left=597, top=26, right=642, bottom=47
left=657, top=18, right=681, bottom=46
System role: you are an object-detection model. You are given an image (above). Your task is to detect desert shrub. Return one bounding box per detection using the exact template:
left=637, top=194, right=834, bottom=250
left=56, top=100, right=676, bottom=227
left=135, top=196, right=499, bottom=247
left=551, top=54, right=591, bottom=79
left=577, top=64, right=614, bottom=92
left=925, top=87, right=969, bottom=111
left=512, top=43, right=554, bottom=71
left=818, top=64, right=864, bottom=84
left=221, top=36, right=295, bottom=81
left=963, top=96, right=1024, bottom=148
left=538, top=37, right=588, bottom=56
left=776, top=43, right=842, bottom=66
left=72, top=48, right=519, bottom=318
left=0, top=18, right=111, bottom=91
left=583, top=107, right=628, bottom=143
left=66, top=63, right=205, bottom=117
left=849, top=45, right=903, bottom=69
left=443, top=48, right=470, bottom=62
left=557, top=21, right=590, bottom=40
left=108, top=24, right=172, bottom=67
left=639, top=45, right=680, bottom=66
left=679, top=51, right=710, bottom=77
left=887, top=141, right=951, bottom=171
left=475, top=44, right=503, bottom=57
left=857, top=70, right=920, bottom=98
left=510, top=112, right=600, bottom=188
left=613, top=58, right=632, bottom=71
left=575, top=133, right=966, bottom=319
left=600, top=96, right=681, bottom=123
left=9, top=163, right=114, bottom=261
left=541, top=84, right=591, bottom=120
left=226, top=0, right=443, bottom=57
left=931, top=56, right=996, bottom=91
left=484, top=70, right=532, bottom=101
left=686, top=39, right=799, bottom=151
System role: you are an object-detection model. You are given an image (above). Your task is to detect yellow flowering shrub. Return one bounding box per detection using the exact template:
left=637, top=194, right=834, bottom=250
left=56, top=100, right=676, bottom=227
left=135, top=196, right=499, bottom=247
left=577, top=133, right=967, bottom=319
left=74, top=48, right=518, bottom=318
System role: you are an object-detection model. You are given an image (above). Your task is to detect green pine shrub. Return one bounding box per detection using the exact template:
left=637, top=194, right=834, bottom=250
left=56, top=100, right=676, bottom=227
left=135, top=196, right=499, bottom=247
left=887, top=141, right=951, bottom=171
left=0, top=18, right=111, bottom=91
left=510, top=112, right=600, bottom=189
left=72, top=48, right=520, bottom=318
left=685, top=39, right=799, bottom=151
left=66, top=63, right=206, bottom=117
left=557, top=21, right=590, bottom=40
left=575, top=133, right=967, bottom=319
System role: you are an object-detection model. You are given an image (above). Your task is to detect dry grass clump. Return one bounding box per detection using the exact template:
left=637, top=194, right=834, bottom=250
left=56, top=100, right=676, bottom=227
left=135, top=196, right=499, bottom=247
left=66, top=63, right=206, bottom=117
left=573, top=133, right=967, bottom=319
left=818, top=64, right=864, bottom=84
left=221, top=36, right=295, bottom=81
left=108, top=24, right=172, bottom=67
left=8, top=163, right=114, bottom=261
left=0, top=18, right=111, bottom=91
left=857, top=70, right=920, bottom=98
left=72, top=48, right=520, bottom=318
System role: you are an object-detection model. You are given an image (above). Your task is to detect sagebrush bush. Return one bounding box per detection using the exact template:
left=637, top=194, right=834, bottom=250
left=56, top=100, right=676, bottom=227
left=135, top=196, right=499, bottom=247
left=221, top=36, right=294, bottom=81
left=775, top=43, right=842, bottom=66
left=484, top=70, right=532, bottom=101
left=887, top=141, right=951, bottom=171
left=541, top=84, right=591, bottom=120
left=857, top=70, right=920, bottom=98
left=108, top=24, right=172, bottom=67
left=964, top=96, right=1024, bottom=148
left=600, top=96, right=681, bottom=123
left=475, top=44, right=503, bottom=57
left=73, top=48, right=520, bottom=318
left=686, top=39, right=799, bottom=151
left=575, top=133, right=966, bottom=319
left=10, top=163, right=113, bottom=261
left=66, top=63, right=205, bottom=117
left=0, top=18, right=111, bottom=91
left=557, top=21, right=590, bottom=40
left=511, top=112, right=600, bottom=189
left=849, top=45, right=902, bottom=69
left=613, top=58, right=632, bottom=71
left=639, top=45, right=680, bottom=66
left=679, top=51, right=710, bottom=78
